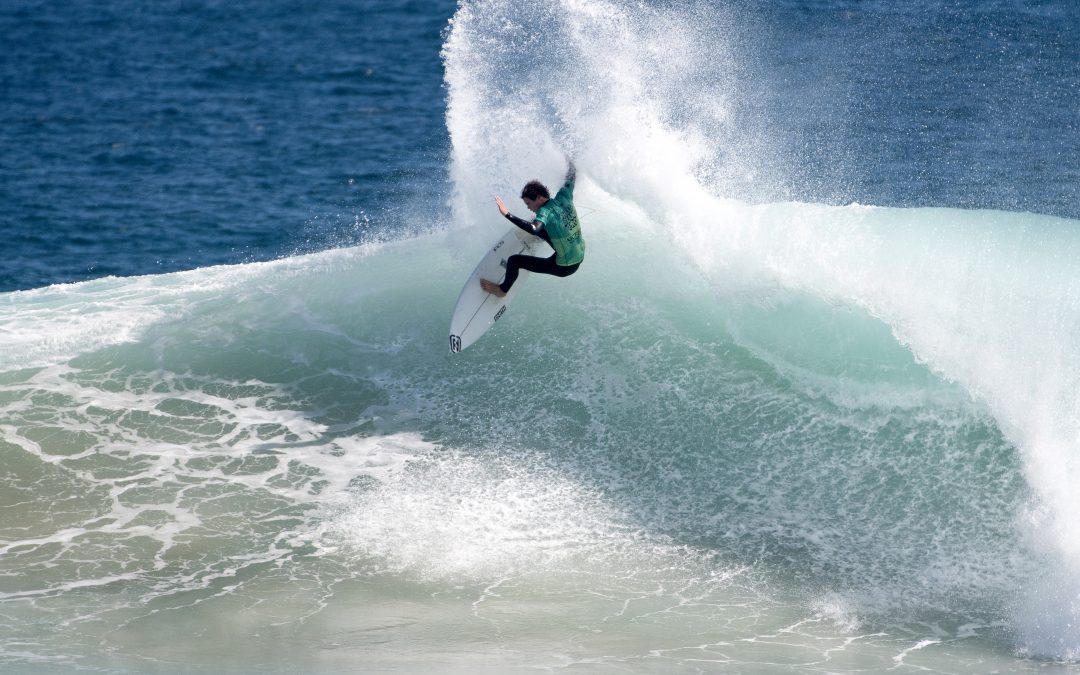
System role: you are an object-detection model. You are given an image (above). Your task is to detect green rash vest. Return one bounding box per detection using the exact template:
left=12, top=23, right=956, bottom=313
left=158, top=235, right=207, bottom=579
left=535, top=178, right=585, bottom=266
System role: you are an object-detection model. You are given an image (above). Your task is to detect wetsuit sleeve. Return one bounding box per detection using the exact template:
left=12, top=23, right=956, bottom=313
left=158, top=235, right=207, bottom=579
left=561, top=161, right=576, bottom=196
left=504, top=211, right=544, bottom=235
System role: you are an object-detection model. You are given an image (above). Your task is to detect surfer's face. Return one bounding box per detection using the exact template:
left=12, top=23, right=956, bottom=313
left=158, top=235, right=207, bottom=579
left=522, top=195, right=547, bottom=213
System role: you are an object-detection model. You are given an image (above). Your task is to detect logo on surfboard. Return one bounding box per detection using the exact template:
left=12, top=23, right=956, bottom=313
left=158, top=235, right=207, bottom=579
left=449, top=335, right=462, bottom=353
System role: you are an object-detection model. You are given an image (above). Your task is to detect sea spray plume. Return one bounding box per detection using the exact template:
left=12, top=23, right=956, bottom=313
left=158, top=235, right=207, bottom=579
left=442, top=0, right=771, bottom=236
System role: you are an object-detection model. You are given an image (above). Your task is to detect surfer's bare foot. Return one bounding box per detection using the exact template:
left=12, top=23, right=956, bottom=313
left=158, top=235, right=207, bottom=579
left=480, top=279, right=506, bottom=297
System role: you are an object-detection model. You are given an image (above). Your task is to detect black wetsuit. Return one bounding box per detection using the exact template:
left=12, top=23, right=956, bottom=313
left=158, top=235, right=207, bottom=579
left=499, top=213, right=581, bottom=293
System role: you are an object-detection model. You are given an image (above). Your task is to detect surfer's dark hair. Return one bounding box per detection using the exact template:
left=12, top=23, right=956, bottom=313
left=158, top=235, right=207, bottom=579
left=520, top=181, right=550, bottom=201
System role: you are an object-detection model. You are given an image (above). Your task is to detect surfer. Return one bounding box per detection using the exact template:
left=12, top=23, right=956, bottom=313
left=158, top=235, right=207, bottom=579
left=480, top=160, right=585, bottom=297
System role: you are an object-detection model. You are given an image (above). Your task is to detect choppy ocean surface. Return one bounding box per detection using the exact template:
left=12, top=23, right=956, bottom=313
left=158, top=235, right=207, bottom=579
left=3, top=0, right=1080, bottom=672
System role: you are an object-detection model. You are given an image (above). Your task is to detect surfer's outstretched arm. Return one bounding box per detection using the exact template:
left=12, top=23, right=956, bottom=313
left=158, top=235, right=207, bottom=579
left=504, top=211, right=543, bottom=234
left=495, top=195, right=544, bottom=235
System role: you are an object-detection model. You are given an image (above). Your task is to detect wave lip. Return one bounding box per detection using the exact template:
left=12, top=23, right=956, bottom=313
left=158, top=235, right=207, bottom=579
left=444, top=0, right=1080, bottom=661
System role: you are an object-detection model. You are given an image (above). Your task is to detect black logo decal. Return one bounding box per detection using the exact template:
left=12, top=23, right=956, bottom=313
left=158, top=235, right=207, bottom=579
left=493, top=306, right=507, bottom=322
left=449, top=335, right=462, bottom=353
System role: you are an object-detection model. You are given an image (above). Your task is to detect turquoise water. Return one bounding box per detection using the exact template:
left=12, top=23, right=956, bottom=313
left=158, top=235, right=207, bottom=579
left=3, top=194, right=1079, bottom=671
left=4, top=0, right=1080, bottom=671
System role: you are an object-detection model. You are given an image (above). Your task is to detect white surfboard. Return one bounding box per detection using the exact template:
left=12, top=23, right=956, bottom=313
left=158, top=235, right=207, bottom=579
left=449, top=227, right=544, bottom=353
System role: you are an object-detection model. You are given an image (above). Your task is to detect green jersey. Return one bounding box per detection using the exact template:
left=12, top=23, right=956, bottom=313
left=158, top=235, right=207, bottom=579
left=535, top=179, right=585, bottom=266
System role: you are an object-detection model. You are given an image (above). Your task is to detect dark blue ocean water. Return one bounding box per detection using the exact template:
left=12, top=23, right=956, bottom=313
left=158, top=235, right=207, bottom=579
left=752, top=0, right=1080, bottom=213
left=2, top=0, right=455, bottom=291
left=2, top=0, right=1078, bottom=292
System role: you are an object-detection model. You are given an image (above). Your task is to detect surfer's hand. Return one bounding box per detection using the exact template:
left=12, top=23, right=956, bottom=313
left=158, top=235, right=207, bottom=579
left=495, top=195, right=510, bottom=216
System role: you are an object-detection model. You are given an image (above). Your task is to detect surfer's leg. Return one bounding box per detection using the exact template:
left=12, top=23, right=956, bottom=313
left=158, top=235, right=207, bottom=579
left=497, top=254, right=536, bottom=293
left=480, top=256, right=537, bottom=297
left=498, top=254, right=578, bottom=293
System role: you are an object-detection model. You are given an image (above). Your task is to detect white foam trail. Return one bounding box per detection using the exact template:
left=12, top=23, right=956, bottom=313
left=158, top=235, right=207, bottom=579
left=329, top=449, right=635, bottom=580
